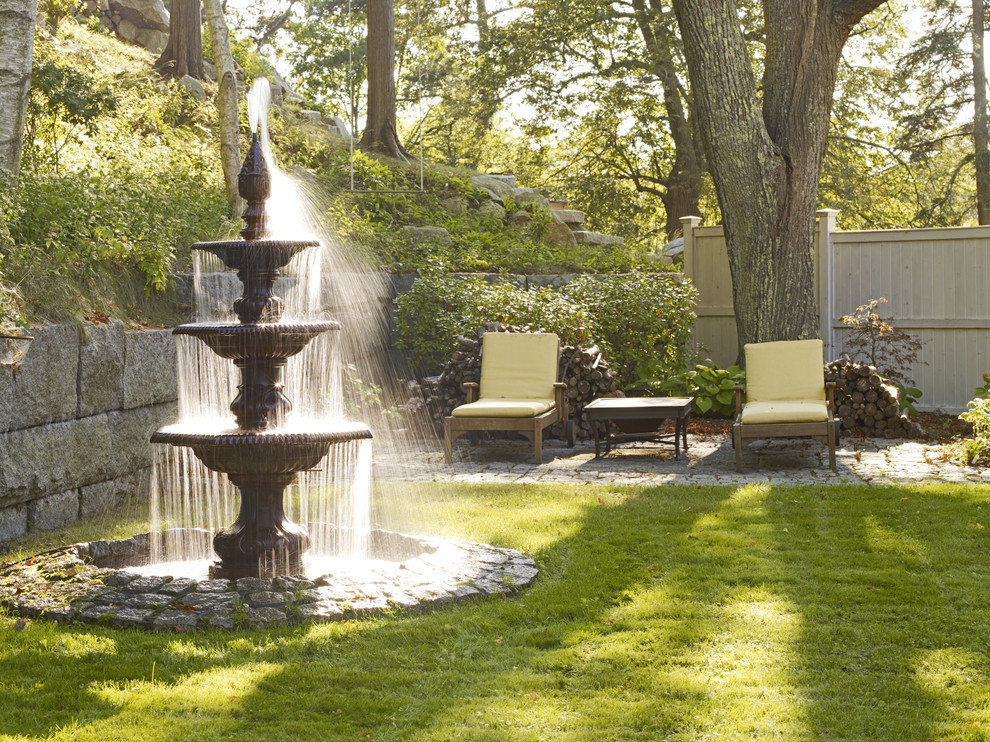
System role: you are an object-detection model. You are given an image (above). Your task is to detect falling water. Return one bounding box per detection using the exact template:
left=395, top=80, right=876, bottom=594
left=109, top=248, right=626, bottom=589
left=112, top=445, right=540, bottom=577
left=148, top=79, right=441, bottom=576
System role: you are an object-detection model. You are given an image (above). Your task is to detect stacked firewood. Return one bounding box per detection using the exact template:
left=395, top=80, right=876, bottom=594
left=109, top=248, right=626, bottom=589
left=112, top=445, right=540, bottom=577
left=825, top=358, right=922, bottom=438
left=430, top=323, right=622, bottom=439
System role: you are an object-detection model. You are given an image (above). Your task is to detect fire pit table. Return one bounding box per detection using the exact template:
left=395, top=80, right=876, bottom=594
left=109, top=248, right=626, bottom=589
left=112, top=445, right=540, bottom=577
left=585, top=396, right=695, bottom=460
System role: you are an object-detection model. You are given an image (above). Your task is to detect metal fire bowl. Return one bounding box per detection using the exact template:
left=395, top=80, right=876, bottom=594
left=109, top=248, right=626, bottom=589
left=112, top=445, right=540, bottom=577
left=174, top=321, right=341, bottom=360
left=151, top=424, right=373, bottom=475
left=192, top=239, right=320, bottom=274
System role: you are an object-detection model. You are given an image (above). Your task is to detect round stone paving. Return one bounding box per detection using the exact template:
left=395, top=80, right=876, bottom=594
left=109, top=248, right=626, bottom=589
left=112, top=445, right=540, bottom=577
left=0, top=529, right=538, bottom=631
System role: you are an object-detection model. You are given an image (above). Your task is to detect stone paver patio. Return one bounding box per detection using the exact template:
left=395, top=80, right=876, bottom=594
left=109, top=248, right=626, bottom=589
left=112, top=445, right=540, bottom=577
left=386, top=434, right=990, bottom=487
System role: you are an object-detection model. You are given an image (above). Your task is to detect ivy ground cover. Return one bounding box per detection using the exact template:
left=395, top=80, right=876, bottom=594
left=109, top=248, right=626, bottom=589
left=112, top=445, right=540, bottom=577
left=1, top=481, right=989, bottom=741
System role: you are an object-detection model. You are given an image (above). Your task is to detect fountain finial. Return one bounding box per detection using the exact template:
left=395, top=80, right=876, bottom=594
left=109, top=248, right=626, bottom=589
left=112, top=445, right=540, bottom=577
left=239, top=133, right=271, bottom=241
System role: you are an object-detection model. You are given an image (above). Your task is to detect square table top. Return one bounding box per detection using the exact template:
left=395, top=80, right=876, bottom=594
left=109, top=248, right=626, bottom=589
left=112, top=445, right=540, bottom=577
left=584, top=396, right=695, bottom=418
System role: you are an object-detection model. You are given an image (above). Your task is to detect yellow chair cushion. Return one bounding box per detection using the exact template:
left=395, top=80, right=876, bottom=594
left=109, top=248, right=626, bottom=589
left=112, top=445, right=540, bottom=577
left=745, top=339, right=825, bottom=402
left=479, top=332, right=559, bottom=401
left=740, top=400, right=829, bottom=424
left=451, top=398, right=555, bottom=418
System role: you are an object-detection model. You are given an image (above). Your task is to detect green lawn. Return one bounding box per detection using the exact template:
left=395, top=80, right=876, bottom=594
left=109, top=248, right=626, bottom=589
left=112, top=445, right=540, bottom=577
left=2, top=481, right=990, bottom=741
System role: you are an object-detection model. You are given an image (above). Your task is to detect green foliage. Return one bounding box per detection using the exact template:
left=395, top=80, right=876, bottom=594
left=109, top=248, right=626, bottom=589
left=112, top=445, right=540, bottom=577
left=1, top=158, right=230, bottom=307
left=394, top=269, right=594, bottom=375
left=973, top=371, right=990, bottom=400
left=202, top=32, right=275, bottom=84
left=649, top=362, right=746, bottom=418
left=0, top=19, right=236, bottom=323
left=566, top=272, right=698, bottom=389
left=25, top=58, right=118, bottom=171
left=959, top=397, right=990, bottom=465
left=40, top=0, right=78, bottom=33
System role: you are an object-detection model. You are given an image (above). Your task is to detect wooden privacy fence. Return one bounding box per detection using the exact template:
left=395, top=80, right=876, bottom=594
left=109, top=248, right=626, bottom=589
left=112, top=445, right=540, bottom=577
left=682, top=211, right=990, bottom=413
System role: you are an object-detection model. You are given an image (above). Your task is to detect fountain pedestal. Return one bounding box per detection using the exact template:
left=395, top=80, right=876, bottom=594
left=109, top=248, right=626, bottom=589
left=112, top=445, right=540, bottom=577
left=151, top=134, right=371, bottom=579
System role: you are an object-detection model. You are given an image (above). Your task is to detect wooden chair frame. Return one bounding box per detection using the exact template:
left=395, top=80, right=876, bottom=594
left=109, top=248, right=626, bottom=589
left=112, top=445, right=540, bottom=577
left=443, top=344, right=571, bottom=465
left=732, top=382, right=838, bottom=472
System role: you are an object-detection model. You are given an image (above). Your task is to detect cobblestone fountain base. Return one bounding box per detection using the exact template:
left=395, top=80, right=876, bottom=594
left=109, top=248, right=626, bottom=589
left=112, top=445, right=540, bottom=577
left=0, top=529, right=538, bottom=630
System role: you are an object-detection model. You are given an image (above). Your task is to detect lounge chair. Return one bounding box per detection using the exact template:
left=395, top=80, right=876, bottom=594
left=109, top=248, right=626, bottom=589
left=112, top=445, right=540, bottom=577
left=733, top=339, right=837, bottom=472
left=444, top=332, right=571, bottom=464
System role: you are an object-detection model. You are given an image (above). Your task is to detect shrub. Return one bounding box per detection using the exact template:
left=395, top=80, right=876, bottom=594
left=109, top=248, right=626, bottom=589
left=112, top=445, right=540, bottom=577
left=959, top=397, right=990, bottom=466
left=394, top=269, right=594, bottom=376
left=25, top=58, right=118, bottom=172
left=1, top=158, right=232, bottom=318
left=566, top=272, right=698, bottom=389
left=649, top=362, right=745, bottom=417
left=840, top=297, right=923, bottom=387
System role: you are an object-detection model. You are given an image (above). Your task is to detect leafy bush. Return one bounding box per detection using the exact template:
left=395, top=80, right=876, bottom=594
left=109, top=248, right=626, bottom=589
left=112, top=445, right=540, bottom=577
left=25, top=58, right=118, bottom=171
left=566, top=272, right=698, bottom=389
left=648, top=362, right=745, bottom=417
left=960, top=397, right=990, bottom=466
left=973, top=371, right=990, bottom=400
left=394, top=269, right=594, bottom=375
left=840, top=298, right=923, bottom=386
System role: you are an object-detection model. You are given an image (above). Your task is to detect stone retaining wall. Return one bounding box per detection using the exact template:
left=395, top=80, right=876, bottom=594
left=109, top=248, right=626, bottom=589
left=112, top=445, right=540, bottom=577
left=0, top=322, right=177, bottom=543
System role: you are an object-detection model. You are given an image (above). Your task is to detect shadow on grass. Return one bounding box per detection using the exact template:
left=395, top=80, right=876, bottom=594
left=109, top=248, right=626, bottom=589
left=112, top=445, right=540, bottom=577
left=1, top=482, right=989, bottom=740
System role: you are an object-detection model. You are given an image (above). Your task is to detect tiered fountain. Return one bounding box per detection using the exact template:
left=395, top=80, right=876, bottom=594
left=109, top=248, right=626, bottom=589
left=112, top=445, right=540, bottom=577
left=0, top=86, right=539, bottom=629
left=150, top=134, right=371, bottom=579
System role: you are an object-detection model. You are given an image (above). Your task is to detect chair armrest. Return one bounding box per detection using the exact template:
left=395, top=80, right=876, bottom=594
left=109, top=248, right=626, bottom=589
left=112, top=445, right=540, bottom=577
left=554, top=382, right=568, bottom=420
left=825, top=381, right=836, bottom=416
left=462, top=382, right=478, bottom=403
left=734, top=385, right=745, bottom=419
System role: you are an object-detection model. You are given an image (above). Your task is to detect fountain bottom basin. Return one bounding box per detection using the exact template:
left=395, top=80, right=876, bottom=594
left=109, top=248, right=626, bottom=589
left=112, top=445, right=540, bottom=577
left=0, top=530, right=538, bottom=630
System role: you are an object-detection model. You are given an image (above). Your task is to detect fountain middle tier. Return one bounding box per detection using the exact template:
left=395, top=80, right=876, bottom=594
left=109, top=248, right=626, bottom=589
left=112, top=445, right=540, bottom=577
left=175, top=321, right=341, bottom=429
left=151, top=421, right=372, bottom=475
left=175, top=320, right=341, bottom=360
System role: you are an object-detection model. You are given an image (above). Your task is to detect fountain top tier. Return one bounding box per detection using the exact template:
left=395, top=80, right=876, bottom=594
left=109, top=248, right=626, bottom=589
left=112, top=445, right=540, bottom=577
left=192, top=133, right=320, bottom=325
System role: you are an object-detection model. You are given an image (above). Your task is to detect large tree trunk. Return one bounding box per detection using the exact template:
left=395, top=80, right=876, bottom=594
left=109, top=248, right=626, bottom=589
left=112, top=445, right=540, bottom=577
left=202, top=0, right=241, bottom=213
left=634, top=0, right=703, bottom=238
left=157, top=0, right=204, bottom=79
left=0, top=0, right=36, bottom=175
left=360, top=0, right=409, bottom=158
left=973, top=0, right=990, bottom=223
left=672, top=0, right=886, bottom=361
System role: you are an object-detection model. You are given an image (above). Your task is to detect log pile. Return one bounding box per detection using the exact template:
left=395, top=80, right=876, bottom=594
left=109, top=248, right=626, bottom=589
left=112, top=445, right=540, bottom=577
left=424, top=324, right=622, bottom=439
left=825, top=358, right=922, bottom=438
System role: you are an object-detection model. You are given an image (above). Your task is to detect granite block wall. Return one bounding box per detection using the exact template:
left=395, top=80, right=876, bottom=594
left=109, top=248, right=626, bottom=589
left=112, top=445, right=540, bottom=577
left=0, top=322, right=177, bottom=542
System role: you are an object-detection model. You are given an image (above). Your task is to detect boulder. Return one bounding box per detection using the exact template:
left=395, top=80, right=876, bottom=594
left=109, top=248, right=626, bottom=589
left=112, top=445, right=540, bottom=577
left=441, top=196, right=468, bottom=214
left=476, top=186, right=504, bottom=206
left=178, top=75, right=207, bottom=100
left=554, top=209, right=586, bottom=227
left=572, top=230, right=624, bottom=246
left=470, top=175, right=514, bottom=202
left=526, top=274, right=577, bottom=290
left=133, top=27, right=167, bottom=55
left=477, top=200, right=504, bottom=216
left=108, top=0, right=168, bottom=32
left=509, top=210, right=533, bottom=229
left=402, top=226, right=453, bottom=246
left=271, top=69, right=304, bottom=104
left=513, top=188, right=551, bottom=210
left=546, top=221, right=577, bottom=248
left=299, top=110, right=323, bottom=125
left=324, top=116, right=351, bottom=137
left=485, top=174, right=517, bottom=188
